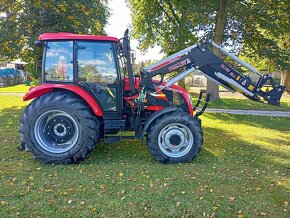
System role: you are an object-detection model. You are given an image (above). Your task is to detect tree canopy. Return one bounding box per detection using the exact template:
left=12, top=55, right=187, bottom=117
left=0, top=0, right=109, bottom=79
left=128, top=0, right=290, bottom=96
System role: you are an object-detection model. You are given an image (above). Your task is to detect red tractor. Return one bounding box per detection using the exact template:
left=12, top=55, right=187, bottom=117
left=19, top=29, right=285, bottom=164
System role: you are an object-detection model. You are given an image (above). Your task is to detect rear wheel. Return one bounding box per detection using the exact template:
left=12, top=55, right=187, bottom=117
left=146, top=111, right=202, bottom=164
left=19, top=91, right=100, bottom=164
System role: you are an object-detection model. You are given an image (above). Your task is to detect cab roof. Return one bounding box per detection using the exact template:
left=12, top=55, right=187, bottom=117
left=39, top=32, right=119, bottom=42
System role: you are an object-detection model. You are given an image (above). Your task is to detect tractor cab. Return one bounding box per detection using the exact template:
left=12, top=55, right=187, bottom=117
left=37, top=32, right=125, bottom=119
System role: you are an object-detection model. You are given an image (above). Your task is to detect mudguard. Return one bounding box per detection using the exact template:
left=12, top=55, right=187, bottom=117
left=23, top=84, right=103, bottom=116
left=142, top=107, right=183, bottom=136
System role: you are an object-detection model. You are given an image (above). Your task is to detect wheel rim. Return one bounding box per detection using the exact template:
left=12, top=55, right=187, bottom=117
left=34, top=110, right=79, bottom=153
left=158, top=123, right=194, bottom=158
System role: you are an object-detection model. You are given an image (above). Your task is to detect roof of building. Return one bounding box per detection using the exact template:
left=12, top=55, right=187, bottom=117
left=39, top=32, right=119, bottom=42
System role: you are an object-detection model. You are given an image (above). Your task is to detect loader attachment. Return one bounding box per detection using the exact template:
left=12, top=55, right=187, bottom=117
left=143, top=38, right=285, bottom=107
left=193, top=40, right=285, bottom=106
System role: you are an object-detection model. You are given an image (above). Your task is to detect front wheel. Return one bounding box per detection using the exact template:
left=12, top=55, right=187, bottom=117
left=146, top=111, right=202, bottom=164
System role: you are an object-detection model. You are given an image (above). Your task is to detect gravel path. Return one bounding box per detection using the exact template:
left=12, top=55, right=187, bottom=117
left=206, top=108, right=290, bottom=117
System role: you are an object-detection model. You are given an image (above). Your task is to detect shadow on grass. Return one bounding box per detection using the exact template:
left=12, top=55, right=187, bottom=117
left=207, top=98, right=290, bottom=111
left=0, top=106, right=25, bottom=137
left=204, top=113, right=290, bottom=132
left=202, top=126, right=290, bottom=168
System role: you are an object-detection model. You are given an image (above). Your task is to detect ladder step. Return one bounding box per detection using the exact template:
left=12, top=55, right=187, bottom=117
left=104, top=136, right=121, bottom=143
left=104, top=119, right=126, bottom=131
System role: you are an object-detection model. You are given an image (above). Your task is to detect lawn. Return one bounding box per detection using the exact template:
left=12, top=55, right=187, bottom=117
left=190, top=93, right=290, bottom=111
left=207, top=97, right=290, bottom=111
left=0, top=95, right=289, bottom=217
left=0, top=84, right=30, bottom=93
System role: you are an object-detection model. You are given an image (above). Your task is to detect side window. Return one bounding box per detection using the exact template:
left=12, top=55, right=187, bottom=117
left=77, top=42, right=117, bottom=84
left=77, top=42, right=118, bottom=112
left=44, top=41, right=73, bottom=82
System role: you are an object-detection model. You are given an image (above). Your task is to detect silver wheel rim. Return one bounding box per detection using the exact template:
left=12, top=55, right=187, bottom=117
left=158, top=123, right=194, bottom=158
left=34, top=110, right=79, bottom=153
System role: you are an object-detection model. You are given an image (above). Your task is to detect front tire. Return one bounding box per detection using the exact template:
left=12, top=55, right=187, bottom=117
left=19, top=91, right=100, bottom=164
left=146, top=111, right=202, bottom=164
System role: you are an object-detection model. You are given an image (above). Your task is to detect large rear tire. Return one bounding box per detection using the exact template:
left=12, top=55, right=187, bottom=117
left=19, top=91, right=100, bottom=164
left=146, top=111, right=203, bottom=164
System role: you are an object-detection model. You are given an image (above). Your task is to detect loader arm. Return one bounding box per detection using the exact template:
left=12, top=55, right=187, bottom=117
left=139, top=39, right=285, bottom=106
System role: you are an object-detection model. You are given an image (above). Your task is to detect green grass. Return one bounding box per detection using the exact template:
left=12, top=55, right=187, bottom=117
left=0, top=96, right=289, bottom=217
left=191, top=94, right=290, bottom=111
left=0, top=84, right=30, bottom=93
left=207, top=98, right=290, bottom=111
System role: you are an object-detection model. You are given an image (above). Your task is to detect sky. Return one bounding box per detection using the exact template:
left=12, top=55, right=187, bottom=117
left=104, top=0, right=164, bottom=63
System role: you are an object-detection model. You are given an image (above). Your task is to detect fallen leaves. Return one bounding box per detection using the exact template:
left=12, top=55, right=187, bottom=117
left=229, top=196, right=236, bottom=203
left=149, top=180, right=154, bottom=188
left=1, top=200, right=8, bottom=205
left=237, top=210, right=244, bottom=218
left=28, top=176, right=34, bottom=181
left=256, top=188, right=261, bottom=192
left=283, top=201, right=288, bottom=212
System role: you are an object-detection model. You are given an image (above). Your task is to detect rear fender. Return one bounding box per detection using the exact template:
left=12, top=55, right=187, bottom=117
left=23, top=84, right=103, bottom=116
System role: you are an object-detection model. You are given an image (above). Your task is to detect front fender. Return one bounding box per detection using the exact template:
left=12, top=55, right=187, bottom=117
left=23, top=84, right=103, bottom=116
left=142, top=107, right=183, bottom=136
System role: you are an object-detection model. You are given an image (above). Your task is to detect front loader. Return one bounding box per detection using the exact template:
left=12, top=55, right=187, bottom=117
left=19, top=30, right=285, bottom=164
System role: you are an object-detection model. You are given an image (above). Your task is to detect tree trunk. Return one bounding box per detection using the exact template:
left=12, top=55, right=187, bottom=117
left=178, top=78, right=186, bottom=89
left=207, top=0, right=231, bottom=101
left=281, top=70, right=290, bottom=93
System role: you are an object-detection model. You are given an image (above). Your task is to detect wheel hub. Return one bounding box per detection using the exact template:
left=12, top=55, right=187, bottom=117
left=54, top=123, right=67, bottom=136
left=158, top=123, right=194, bottom=158
left=34, top=110, right=79, bottom=153
left=169, top=134, right=182, bottom=146
left=164, top=128, right=185, bottom=149
left=44, top=115, right=74, bottom=144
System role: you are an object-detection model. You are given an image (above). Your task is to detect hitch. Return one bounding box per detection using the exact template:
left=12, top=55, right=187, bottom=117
left=193, top=91, right=210, bottom=117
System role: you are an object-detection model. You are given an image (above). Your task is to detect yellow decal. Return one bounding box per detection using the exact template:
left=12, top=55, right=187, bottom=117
left=106, top=87, right=115, bottom=98
left=248, top=85, right=254, bottom=91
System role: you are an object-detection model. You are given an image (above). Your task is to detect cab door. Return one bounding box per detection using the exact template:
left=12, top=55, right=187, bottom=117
left=76, top=41, right=122, bottom=119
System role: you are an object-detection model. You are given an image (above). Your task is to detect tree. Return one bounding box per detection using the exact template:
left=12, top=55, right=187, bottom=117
left=128, top=0, right=289, bottom=100
left=240, top=1, right=290, bottom=93
left=0, top=0, right=109, bottom=80
left=280, top=34, right=290, bottom=93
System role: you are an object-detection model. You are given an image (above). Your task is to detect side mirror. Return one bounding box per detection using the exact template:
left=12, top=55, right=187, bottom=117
left=35, top=40, right=44, bottom=46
